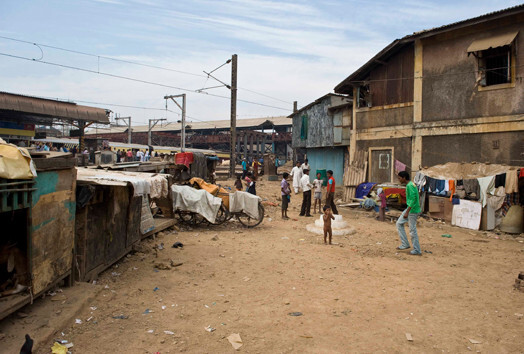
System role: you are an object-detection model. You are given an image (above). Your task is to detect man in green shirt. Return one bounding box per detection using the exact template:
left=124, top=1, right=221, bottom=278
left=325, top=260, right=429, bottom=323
left=396, top=171, right=422, bottom=255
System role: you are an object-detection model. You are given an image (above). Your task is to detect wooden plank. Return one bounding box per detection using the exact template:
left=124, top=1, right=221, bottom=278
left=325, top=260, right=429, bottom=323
left=141, top=218, right=177, bottom=239
left=34, top=157, right=76, bottom=171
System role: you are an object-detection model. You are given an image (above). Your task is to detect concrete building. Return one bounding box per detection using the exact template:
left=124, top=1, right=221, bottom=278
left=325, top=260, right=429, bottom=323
left=335, top=5, right=524, bottom=183
left=86, top=116, right=292, bottom=162
left=289, top=93, right=352, bottom=183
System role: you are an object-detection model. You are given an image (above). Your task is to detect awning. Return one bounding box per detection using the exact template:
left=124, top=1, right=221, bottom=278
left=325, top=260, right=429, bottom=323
left=467, top=31, right=518, bottom=53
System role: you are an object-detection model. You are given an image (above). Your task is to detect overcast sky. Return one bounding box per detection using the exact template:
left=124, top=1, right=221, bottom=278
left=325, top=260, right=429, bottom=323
left=0, top=0, right=519, bottom=126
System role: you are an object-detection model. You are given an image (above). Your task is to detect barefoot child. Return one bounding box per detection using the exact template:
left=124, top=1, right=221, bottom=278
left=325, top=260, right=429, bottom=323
left=323, top=205, right=335, bottom=244
left=313, top=172, right=323, bottom=214
left=281, top=172, right=291, bottom=219
left=234, top=174, right=243, bottom=191
left=377, top=188, right=386, bottom=222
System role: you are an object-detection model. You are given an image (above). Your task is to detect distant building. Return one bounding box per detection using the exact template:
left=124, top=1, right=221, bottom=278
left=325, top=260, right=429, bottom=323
left=335, top=5, right=524, bottom=183
left=289, top=93, right=352, bottom=183
left=86, top=116, right=292, bottom=161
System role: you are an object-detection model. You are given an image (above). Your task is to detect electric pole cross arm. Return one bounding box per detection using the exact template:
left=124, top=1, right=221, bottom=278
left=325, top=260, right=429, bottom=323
left=115, top=116, right=132, bottom=143
left=164, top=94, right=186, bottom=152
left=148, top=118, right=167, bottom=146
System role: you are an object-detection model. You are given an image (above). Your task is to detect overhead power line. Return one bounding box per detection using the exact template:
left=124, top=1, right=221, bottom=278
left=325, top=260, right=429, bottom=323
left=0, top=50, right=291, bottom=111
left=0, top=35, right=293, bottom=105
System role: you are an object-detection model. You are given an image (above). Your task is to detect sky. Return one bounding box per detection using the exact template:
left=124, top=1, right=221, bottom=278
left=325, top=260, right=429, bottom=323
left=0, top=0, right=520, bottom=127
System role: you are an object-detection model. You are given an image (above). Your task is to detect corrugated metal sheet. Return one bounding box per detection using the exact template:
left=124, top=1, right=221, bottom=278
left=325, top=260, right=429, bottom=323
left=0, top=92, right=109, bottom=123
left=467, top=31, right=519, bottom=52
left=306, top=147, right=345, bottom=185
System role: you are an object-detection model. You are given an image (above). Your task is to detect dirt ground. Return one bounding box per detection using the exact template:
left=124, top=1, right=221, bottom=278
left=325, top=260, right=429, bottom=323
left=4, top=178, right=524, bottom=353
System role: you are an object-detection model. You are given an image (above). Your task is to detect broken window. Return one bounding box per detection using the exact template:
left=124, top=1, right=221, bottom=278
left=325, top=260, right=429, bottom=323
left=479, top=46, right=512, bottom=86
left=357, top=85, right=371, bottom=108
left=467, top=32, right=518, bottom=87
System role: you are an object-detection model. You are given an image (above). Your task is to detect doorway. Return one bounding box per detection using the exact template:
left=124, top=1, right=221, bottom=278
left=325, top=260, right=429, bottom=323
left=369, top=147, right=394, bottom=183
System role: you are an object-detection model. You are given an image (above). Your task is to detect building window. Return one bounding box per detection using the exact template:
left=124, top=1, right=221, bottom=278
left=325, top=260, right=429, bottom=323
left=479, top=46, right=511, bottom=86
left=300, top=115, right=308, bottom=140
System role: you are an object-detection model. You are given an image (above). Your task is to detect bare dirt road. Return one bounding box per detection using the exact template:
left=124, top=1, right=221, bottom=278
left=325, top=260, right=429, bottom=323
left=6, top=179, right=524, bottom=353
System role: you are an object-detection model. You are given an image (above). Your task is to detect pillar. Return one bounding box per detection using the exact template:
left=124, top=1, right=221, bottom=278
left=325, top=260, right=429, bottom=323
left=412, top=39, right=423, bottom=172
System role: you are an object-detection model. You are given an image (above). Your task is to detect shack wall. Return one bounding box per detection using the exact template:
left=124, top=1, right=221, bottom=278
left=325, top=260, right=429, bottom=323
left=292, top=96, right=334, bottom=149
left=31, top=167, right=76, bottom=294
left=306, top=147, right=345, bottom=184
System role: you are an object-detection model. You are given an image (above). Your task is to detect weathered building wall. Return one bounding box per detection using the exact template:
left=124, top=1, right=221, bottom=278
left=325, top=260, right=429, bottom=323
left=292, top=96, right=333, bottom=149
left=422, top=131, right=523, bottom=167
left=356, top=105, right=413, bottom=129
left=422, top=14, right=524, bottom=121
left=357, top=137, right=412, bottom=179
left=306, top=147, right=345, bottom=184
left=31, top=167, right=76, bottom=294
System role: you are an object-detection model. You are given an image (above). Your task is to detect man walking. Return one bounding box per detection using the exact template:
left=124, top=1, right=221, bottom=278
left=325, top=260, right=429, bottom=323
left=301, top=158, right=310, bottom=172
left=396, top=171, right=422, bottom=255
left=241, top=158, right=248, bottom=179
left=299, top=169, right=313, bottom=217
left=290, top=161, right=303, bottom=194
left=325, top=170, right=338, bottom=214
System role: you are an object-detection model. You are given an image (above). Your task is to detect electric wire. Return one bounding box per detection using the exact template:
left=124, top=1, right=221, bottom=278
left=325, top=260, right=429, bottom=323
left=0, top=35, right=294, bottom=104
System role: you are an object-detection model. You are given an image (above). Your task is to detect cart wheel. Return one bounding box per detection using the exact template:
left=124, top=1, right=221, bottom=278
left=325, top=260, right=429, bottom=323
left=177, top=210, right=195, bottom=225
left=236, top=202, right=265, bottom=228
left=212, top=204, right=229, bottom=225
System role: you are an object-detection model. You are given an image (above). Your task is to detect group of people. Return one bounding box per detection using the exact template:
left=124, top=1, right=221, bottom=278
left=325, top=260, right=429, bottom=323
left=282, top=159, right=338, bottom=217
left=115, top=149, right=159, bottom=163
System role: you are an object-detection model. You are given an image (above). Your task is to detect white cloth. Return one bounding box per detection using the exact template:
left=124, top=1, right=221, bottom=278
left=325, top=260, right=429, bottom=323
left=477, top=175, right=495, bottom=208
left=301, top=163, right=310, bottom=172
left=300, top=174, right=312, bottom=192
left=171, top=185, right=222, bottom=224
left=229, top=191, right=261, bottom=219
left=413, top=172, right=426, bottom=191
left=291, top=166, right=302, bottom=187
left=313, top=179, right=322, bottom=193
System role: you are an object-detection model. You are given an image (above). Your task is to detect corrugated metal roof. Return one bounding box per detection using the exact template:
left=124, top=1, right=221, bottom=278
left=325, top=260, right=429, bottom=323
left=334, top=4, right=524, bottom=93
left=287, top=93, right=351, bottom=118
left=86, top=116, right=291, bottom=135
left=0, top=92, right=110, bottom=123
left=467, top=31, right=519, bottom=52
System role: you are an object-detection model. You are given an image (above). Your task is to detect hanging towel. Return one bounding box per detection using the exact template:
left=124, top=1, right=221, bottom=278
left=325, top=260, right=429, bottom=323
left=505, top=169, right=518, bottom=194
left=394, top=160, right=406, bottom=173
left=413, top=172, right=426, bottom=191
left=477, top=176, right=495, bottom=208
left=444, top=180, right=450, bottom=192
left=449, top=180, right=456, bottom=201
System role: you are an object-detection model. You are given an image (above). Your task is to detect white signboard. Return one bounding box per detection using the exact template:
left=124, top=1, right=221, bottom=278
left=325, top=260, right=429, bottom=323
left=452, top=199, right=482, bottom=230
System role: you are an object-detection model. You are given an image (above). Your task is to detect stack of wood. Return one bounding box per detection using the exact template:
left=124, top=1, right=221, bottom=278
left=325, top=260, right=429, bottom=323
left=515, top=272, right=524, bottom=292
left=343, top=150, right=368, bottom=202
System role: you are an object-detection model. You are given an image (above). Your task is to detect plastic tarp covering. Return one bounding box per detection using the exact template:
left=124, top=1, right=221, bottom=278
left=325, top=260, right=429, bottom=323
left=0, top=138, right=37, bottom=179
left=77, top=169, right=169, bottom=198
left=189, top=152, right=207, bottom=180
left=229, top=191, right=261, bottom=219
left=171, top=185, right=222, bottom=224
left=420, top=162, right=518, bottom=180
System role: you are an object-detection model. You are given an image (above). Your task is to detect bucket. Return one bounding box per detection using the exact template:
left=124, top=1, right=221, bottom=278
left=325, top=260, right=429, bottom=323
left=316, top=169, right=328, bottom=186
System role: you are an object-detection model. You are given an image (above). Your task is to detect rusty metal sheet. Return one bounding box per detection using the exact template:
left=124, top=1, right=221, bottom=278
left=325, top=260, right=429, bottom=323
left=467, top=31, right=519, bottom=52
left=0, top=92, right=109, bottom=123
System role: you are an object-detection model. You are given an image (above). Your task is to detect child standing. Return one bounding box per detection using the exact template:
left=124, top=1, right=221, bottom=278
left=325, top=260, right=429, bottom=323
left=281, top=172, right=291, bottom=219
left=323, top=205, right=335, bottom=244
left=245, top=172, right=256, bottom=195
left=234, top=174, right=243, bottom=191
left=313, top=172, right=323, bottom=214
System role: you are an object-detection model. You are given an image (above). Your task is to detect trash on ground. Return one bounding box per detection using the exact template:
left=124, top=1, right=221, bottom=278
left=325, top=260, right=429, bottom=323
left=157, top=243, right=164, bottom=250
left=147, top=329, right=154, bottom=333
left=468, top=338, right=482, bottom=344
left=164, top=330, right=175, bottom=335
left=441, top=234, right=452, bottom=238
left=227, top=333, right=243, bottom=350
left=172, top=242, right=184, bottom=248
left=144, top=309, right=152, bottom=314
left=64, top=343, right=74, bottom=349
left=112, top=315, right=128, bottom=319
left=288, top=312, right=303, bottom=316
left=205, top=325, right=216, bottom=332
left=153, top=287, right=159, bottom=291
left=75, top=319, right=82, bottom=324
left=51, top=342, right=67, bottom=354
left=405, top=333, right=413, bottom=341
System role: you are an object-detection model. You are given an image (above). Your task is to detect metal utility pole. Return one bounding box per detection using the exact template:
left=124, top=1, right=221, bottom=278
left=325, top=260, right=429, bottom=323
left=115, top=116, right=132, bottom=143
left=148, top=118, right=166, bottom=146
left=164, top=94, right=186, bottom=152
left=229, top=54, right=238, bottom=178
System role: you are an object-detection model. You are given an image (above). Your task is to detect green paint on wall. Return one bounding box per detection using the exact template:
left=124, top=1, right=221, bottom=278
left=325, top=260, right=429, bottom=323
left=64, top=200, right=76, bottom=221
left=32, top=217, right=56, bottom=232
left=32, top=171, right=59, bottom=205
